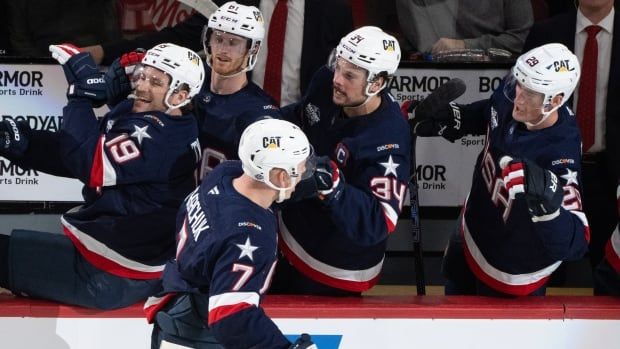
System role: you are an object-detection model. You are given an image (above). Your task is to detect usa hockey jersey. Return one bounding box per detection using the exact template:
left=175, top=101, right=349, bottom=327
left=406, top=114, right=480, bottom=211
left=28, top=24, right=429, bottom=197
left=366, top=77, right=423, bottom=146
left=145, top=161, right=290, bottom=349
left=279, top=66, right=412, bottom=292
left=193, top=66, right=281, bottom=179
left=460, top=81, right=589, bottom=296
left=604, top=185, right=620, bottom=274
left=59, top=99, right=200, bottom=280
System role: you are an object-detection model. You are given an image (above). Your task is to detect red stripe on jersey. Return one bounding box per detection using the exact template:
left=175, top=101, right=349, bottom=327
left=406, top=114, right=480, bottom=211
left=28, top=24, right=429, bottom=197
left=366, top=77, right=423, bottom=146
left=208, top=302, right=253, bottom=326
left=144, top=293, right=177, bottom=324
left=63, top=226, right=163, bottom=280
left=89, top=136, right=105, bottom=188
left=605, top=239, right=620, bottom=274
left=278, top=238, right=380, bottom=292
left=462, top=230, right=550, bottom=296
left=383, top=211, right=396, bottom=233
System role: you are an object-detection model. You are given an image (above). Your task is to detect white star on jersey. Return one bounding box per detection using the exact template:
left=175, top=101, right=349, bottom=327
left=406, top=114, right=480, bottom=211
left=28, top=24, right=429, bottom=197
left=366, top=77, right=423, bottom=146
left=236, top=237, right=259, bottom=261
left=131, top=125, right=152, bottom=145
left=561, top=168, right=579, bottom=186
left=379, top=155, right=400, bottom=176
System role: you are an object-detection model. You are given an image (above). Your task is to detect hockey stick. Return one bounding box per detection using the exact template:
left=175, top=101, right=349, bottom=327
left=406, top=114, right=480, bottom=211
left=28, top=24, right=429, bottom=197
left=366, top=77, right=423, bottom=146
left=407, top=78, right=467, bottom=295
left=176, top=0, right=219, bottom=18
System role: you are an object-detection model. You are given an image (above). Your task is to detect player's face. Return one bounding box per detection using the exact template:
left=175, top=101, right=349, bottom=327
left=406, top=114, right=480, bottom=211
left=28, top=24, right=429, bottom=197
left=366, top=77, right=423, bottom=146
left=332, top=57, right=369, bottom=107
left=209, top=30, right=250, bottom=75
left=512, top=82, right=546, bottom=124
left=131, top=66, right=171, bottom=113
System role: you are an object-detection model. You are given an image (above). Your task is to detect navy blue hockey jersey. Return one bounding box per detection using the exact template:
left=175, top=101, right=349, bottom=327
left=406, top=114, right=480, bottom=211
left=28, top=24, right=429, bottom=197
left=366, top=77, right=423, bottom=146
left=460, top=82, right=589, bottom=296
left=59, top=99, right=200, bottom=279
left=193, top=66, right=281, bottom=180
left=145, top=162, right=290, bottom=348
left=604, top=186, right=620, bottom=274
left=279, top=66, right=412, bottom=292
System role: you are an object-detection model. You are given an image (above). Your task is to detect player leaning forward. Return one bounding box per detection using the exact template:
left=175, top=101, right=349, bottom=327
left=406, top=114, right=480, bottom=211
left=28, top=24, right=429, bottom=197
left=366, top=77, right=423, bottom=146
left=412, top=43, right=589, bottom=296
left=0, top=43, right=204, bottom=308
left=145, top=119, right=318, bottom=348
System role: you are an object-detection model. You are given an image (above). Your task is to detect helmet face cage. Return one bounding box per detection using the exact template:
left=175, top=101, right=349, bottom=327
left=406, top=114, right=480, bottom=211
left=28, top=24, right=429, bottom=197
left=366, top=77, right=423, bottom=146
left=141, top=43, right=205, bottom=110
left=503, top=43, right=581, bottom=124
left=333, top=26, right=401, bottom=96
left=204, top=1, right=264, bottom=73
left=238, top=119, right=312, bottom=201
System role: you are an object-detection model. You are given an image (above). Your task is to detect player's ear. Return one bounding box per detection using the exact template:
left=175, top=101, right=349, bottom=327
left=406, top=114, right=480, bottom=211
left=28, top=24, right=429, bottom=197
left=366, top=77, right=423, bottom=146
left=368, top=77, right=384, bottom=94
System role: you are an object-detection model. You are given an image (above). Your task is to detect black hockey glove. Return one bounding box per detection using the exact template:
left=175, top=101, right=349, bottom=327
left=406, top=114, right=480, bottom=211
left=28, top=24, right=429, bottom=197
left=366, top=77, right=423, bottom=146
left=501, top=156, right=563, bottom=220
left=401, top=78, right=466, bottom=142
left=314, top=156, right=344, bottom=202
left=105, top=49, right=146, bottom=107
left=289, top=333, right=318, bottom=349
left=49, top=44, right=107, bottom=107
left=0, top=119, right=30, bottom=160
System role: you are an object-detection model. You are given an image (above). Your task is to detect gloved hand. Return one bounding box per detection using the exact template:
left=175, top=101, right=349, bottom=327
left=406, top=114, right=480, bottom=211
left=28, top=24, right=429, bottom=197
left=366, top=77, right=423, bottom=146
left=289, top=333, right=318, bottom=349
left=402, top=78, right=466, bottom=142
left=313, top=156, right=344, bottom=201
left=49, top=44, right=107, bottom=107
left=0, top=119, right=30, bottom=159
left=501, top=156, right=564, bottom=220
left=105, top=49, right=146, bottom=106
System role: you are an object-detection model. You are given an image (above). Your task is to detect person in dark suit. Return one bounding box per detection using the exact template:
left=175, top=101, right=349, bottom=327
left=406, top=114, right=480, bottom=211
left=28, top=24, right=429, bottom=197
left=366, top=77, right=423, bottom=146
left=523, top=0, right=620, bottom=294
left=84, top=0, right=353, bottom=103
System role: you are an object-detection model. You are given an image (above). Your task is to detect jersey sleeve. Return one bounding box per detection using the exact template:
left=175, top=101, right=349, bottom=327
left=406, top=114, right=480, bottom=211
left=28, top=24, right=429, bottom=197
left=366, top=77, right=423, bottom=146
left=61, top=101, right=191, bottom=188
left=326, top=136, right=411, bottom=246
left=531, top=143, right=589, bottom=262
left=205, top=229, right=290, bottom=349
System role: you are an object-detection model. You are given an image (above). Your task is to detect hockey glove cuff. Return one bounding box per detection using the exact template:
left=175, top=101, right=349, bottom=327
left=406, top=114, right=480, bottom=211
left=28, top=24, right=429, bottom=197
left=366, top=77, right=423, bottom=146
left=105, top=49, right=145, bottom=107
left=314, top=156, right=344, bottom=202
left=501, top=156, right=563, bottom=221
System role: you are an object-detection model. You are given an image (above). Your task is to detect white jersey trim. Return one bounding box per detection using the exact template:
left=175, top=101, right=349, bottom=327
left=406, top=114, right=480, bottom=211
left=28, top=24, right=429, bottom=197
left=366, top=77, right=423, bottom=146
left=208, top=292, right=260, bottom=311
left=462, top=217, right=562, bottom=286
left=611, top=225, right=620, bottom=258
left=278, top=213, right=383, bottom=282
left=101, top=136, right=117, bottom=186
left=61, top=216, right=164, bottom=273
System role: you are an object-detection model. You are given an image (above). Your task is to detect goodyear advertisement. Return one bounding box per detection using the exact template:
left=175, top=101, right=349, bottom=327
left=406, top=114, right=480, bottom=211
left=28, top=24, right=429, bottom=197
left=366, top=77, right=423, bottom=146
left=389, top=66, right=509, bottom=206
left=0, top=64, right=107, bottom=201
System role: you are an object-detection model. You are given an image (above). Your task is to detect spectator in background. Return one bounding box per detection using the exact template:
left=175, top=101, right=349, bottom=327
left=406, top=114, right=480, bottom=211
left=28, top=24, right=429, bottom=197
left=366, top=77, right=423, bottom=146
left=6, top=0, right=121, bottom=57
left=83, top=0, right=353, bottom=106
left=594, top=181, right=620, bottom=296
left=523, top=0, right=620, bottom=294
left=396, top=0, right=533, bottom=57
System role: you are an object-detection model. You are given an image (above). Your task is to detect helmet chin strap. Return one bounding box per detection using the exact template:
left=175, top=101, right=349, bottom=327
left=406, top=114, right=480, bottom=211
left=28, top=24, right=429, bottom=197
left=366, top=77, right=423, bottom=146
left=207, top=52, right=256, bottom=79
left=263, top=176, right=297, bottom=203
left=343, top=80, right=385, bottom=110
left=524, top=104, right=560, bottom=128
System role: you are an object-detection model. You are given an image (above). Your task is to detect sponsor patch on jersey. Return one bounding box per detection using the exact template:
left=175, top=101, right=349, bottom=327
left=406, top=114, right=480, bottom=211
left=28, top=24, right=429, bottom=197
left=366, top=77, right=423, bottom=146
left=263, top=104, right=278, bottom=110
left=551, top=158, right=575, bottom=166
left=334, top=142, right=349, bottom=166
left=376, top=143, right=400, bottom=152
left=238, top=221, right=262, bottom=230
left=305, top=103, right=320, bottom=126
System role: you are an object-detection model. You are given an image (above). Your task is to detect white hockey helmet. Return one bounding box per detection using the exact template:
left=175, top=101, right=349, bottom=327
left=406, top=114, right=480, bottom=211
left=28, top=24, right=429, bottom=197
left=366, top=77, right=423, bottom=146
left=203, top=1, right=265, bottom=72
left=332, top=26, right=401, bottom=95
left=505, top=43, right=581, bottom=126
left=238, top=118, right=312, bottom=202
left=140, top=43, right=205, bottom=110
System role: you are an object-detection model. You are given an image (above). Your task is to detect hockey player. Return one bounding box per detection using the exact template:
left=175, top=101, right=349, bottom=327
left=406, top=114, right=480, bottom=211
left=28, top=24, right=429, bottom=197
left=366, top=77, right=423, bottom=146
left=0, top=43, right=204, bottom=309
left=145, top=118, right=317, bottom=349
left=409, top=43, right=589, bottom=296
left=272, top=26, right=411, bottom=295
left=104, top=1, right=281, bottom=181
left=594, top=181, right=620, bottom=296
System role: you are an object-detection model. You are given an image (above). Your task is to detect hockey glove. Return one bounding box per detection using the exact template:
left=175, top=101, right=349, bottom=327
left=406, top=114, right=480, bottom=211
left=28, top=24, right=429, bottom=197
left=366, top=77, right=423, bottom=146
left=0, top=119, right=30, bottom=160
left=314, top=156, right=344, bottom=202
left=289, top=333, right=318, bottom=349
left=105, top=49, right=146, bottom=106
left=403, top=78, right=466, bottom=142
left=500, top=156, right=563, bottom=221
left=49, top=44, right=107, bottom=107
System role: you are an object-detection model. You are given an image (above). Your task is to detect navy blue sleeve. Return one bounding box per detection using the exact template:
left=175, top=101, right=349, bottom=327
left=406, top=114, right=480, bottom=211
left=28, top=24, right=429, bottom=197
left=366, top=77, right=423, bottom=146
left=531, top=141, right=589, bottom=261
